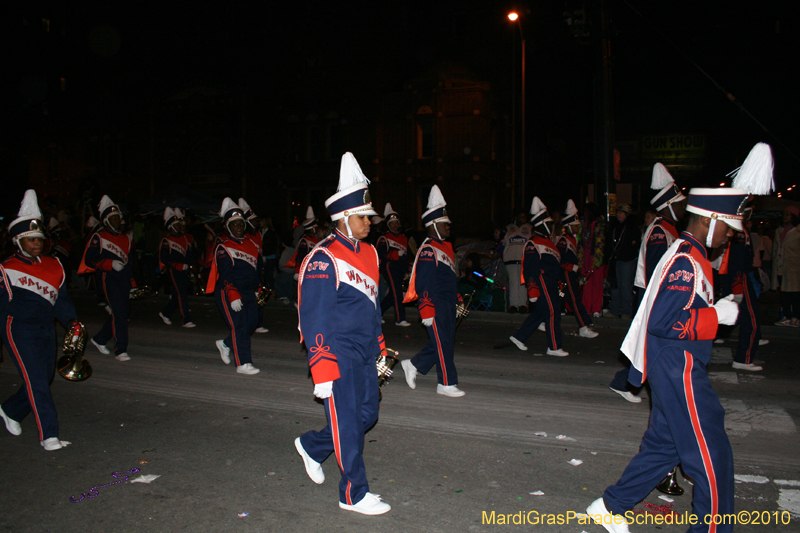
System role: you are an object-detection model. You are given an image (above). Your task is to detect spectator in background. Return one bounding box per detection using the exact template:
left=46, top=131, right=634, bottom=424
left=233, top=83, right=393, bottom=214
left=772, top=206, right=800, bottom=326
left=499, top=210, right=532, bottom=313
left=759, top=224, right=773, bottom=280
left=642, top=207, right=658, bottom=230
left=607, top=204, right=640, bottom=318
left=578, top=204, right=606, bottom=318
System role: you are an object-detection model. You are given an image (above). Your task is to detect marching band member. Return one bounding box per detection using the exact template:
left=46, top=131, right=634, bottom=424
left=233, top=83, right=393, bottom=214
left=400, top=185, right=465, bottom=397
left=239, top=198, right=268, bottom=333
left=376, top=203, right=411, bottom=327
left=285, top=207, right=322, bottom=280
left=587, top=184, right=754, bottom=533
left=80, top=195, right=134, bottom=361
left=609, top=163, right=686, bottom=402
left=207, top=198, right=262, bottom=375
left=294, top=152, right=390, bottom=515
left=0, top=190, right=79, bottom=450
left=724, top=143, right=776, bottom=371
left=158, top=207, right=196, bottom=328
left=508, top=197, right=568, bottom=356
left=554, top=200, right=598, bottom=338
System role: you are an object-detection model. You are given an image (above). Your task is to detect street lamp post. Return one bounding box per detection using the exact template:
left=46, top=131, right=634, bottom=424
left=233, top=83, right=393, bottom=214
left=508, top=12, right=526, bottom=208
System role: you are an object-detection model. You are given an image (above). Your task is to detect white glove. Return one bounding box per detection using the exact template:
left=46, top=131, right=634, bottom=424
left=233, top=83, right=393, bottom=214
left=529, top=297, right=538, bottom=303
left=112, top=260, right=125, bottom=271
left=399, top=250, right=405, bottom=256
left=313, top=381, right=333, bottom=399
left=732, top=294, right=743, bottom=305
left=293, top=273, right=299, bottom=281
left=422, top=317, right=434, bottom=327
left=230, top=299, right=243, bottom=312
left=572, top=264, right=579, bottom=272
left=713, top=295, right=739, bottom=326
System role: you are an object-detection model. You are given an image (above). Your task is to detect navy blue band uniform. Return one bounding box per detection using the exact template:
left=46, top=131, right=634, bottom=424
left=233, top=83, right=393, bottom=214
left=376, top=229, right=409, bottom=323
left=512, top=234, right=564, bottom=350
left=79, top=228, right=134, bottom=356
left=554, top=233, right=592, bottom=328
left=1, top=254, right=77, bottom=442
left=206, top=234, right=262, bottom=367
left=403, top=235, right=459, bottom=385
left=159, top=233, right=196, bottom=325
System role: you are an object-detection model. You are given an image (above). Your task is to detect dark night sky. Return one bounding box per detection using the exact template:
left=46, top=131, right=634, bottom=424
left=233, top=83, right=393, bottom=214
left=5, top=1, right=800, bottom=214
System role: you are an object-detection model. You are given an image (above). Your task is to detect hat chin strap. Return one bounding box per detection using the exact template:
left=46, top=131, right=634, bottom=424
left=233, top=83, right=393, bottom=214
left=433, top=223, right=442, bottom=240
left=667, top=203, right=677, bottom=221
left=706, top=217, right=716, bottom=248
left=344, top=216, right=356, bottom=241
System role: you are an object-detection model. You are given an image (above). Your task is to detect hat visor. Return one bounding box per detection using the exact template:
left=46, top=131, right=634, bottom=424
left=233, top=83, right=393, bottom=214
left=722, top=219, right=744, bottom=231
left=424, top=216, right=451, bottom=227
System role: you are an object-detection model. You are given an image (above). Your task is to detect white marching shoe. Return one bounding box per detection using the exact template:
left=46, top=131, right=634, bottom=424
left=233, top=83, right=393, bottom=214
left=437, top=384, right=465, bottom=397
left=546, top=348, right=569, bottom=357
left=537, top=323, right=546, bottom=332
left=91, top=338, right=110, bottom=355
left=395, top=321, right=411, bottom=327
left=586, top=498, right=630, bottom=533
left=401, top=359, right=417, bottom=389
left=0, top=406, right=21, bottom=436
left=255, top=327, right=269, bottom=333
left=41, top=438, right=71, bottom=451
left=509, top=336, right=528, bottom=351
left=159, top=312, right=172, bottom=325
left=339, top=492, right=391, bottom=515
left=236, top=363, right=260, bottom=375
left=579, top=326, right=599, bottom=338
left=609, top=387, right=642, bottom=403
left=182, top=322, right=196, bottom=328
left=732, top=361, right=762, bottom=371
left=294, top=437, right=324, bottom=484
left=216, top=340, right=231, bottom=364
left=115, top=352, right=131, bottom=362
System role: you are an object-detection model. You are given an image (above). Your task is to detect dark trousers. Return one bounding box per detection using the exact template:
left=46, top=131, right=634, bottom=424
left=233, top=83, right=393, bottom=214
left=512, top=275, right=563, bottom=350
left=216, top=291, right=257, bottom=366
left=610, top=259, right=636, bottom=317
left=299, top=355, right=379, bottom=506
left=735, top=274, right=761, bottom=364
left=94, top=273, right=131, bottom=355
left=604, top=349, right=734, bottom=533
left=2, top=322, right=59, bottom=441
left=411, top=299, right=458, bottom=385
left=563, top=271, right=592, bottom=328
left=380, top=263, right=406, bottom=323
left=161, top=270, right=192, bottom=324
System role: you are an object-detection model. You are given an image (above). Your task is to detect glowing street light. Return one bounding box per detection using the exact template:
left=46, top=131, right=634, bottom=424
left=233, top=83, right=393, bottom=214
left=508, top=12, right=519, bottom=21
left=507, top=11, right=526, bottom=209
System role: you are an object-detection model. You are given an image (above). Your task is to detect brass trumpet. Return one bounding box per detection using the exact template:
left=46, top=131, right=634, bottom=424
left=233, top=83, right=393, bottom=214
left=57, top=320, right=92, bottom=382
left=129, top=286, right=155, bottom=300
left=256, top=285, right=272, bottom=308
left=376, top=348, right=400, bottom=400
left=456, top=292, right=474, bottom=329
left=189, top=267, right=205, bottom=295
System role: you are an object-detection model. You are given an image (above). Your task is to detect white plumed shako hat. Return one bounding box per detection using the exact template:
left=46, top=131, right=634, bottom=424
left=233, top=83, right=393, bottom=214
left=9, top=189, right=45, bottom=242
left=324, top=152, right=378, bottom=221
left=422, top=185, right=451, bottom=227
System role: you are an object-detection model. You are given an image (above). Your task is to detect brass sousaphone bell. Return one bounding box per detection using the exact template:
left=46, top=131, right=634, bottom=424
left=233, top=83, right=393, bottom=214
left=656, top=467, right=684, bottom=496
left=57, top=320, right=92, bottom=382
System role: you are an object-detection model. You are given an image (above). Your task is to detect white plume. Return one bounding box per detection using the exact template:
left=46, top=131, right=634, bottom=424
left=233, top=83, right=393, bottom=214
left=174, top=208, right=184, bottom=218
left=49, top=216, right=59, bottom=229
left=305, top=206, right=315, bottom=220
left=219, top=197, right=239, bottom=217
left=731, top=142, right=775, bottom=195
left=427, top=185, right=447, bottom=210
left=17, top=190, right=42, bottom=220
left=163, top=207, right=176, bottom=222
left=371, top=216, right=384, bottom=225
left=238, top=198, right=251, bottom=212
left=529, top=196, right=547, bottom=215
left=86, top=216, right=99, bottom=228
left=651, top=163, right=674, bottom=190
left=384, top=203, right=397, bottom=217
left=338, top=152, right=370, bottom=191
left=564, top=199, right=578, bottom=217
left=98, top=195, right=116, bottom=215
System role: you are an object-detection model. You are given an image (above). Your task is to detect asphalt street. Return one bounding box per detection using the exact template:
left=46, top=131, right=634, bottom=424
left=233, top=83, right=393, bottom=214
left=1, top=292, right=799, bottom=533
